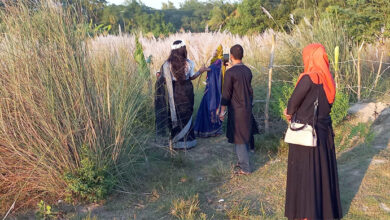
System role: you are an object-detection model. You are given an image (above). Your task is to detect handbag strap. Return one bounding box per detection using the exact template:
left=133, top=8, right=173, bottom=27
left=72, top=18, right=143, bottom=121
left=311, top=77, right=320, bottom=136
left=312, top=90, right=319, bottom=136
left=290, top=80, right=320, bottom=133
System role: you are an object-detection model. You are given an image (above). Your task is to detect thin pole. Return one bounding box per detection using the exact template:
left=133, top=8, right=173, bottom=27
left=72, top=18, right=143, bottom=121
left=373, top=50, right=384, bottom=90
left=265, top=34, right=275, bottom=134
left=357, top=41, right=364, bottom=102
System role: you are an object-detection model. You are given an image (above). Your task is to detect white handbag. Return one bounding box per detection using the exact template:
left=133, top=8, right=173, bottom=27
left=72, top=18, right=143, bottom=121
left=284, top=92, right=319, bottom=147
left=284, top=122, right=317, bottom=147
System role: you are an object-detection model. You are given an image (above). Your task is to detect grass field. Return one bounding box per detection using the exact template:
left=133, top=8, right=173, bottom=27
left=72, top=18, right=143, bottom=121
left=44, top=102, right=388, bottom=220
left=16, top=97, right=387, bottom=219
left=2, top=1, right=390, bottom=219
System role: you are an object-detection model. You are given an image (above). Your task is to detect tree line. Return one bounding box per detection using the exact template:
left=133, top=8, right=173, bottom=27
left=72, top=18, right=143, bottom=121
left=37, top=0, right=390, bottom=42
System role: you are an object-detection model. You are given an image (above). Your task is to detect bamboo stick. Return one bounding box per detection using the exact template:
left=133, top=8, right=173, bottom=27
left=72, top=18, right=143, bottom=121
left=265, top=34, right=275, bottom=134
left=357, top=41, right=364, bottom=102
left=373, top=50, right=384, bottom=90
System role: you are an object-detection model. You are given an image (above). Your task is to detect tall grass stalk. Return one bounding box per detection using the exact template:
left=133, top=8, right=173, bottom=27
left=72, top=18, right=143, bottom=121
left=0, top=1, right=152, bottom=213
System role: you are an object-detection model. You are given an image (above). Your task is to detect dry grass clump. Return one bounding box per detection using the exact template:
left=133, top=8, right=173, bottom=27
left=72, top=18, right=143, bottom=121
left=0, top=1, right=152, bottom=213
left=170, top=194, right=207, bottom=220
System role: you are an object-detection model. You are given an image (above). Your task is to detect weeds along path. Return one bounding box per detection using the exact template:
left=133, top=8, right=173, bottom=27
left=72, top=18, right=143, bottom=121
left=55, top=104, right=390, bottom=219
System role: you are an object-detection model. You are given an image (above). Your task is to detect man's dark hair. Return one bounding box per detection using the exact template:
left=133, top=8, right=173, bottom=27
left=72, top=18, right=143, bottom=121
left=230, top=44, right=244, bottom=60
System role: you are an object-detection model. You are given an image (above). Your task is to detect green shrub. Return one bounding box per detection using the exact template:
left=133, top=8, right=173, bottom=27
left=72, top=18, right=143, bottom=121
left=64, top=145, right=116, bottom=203
left=134, top=36, right=150, bottom=78
left=269, top=81, right=295, bottom=120
left=272, top=81, right=349, bottom=127
left=331, top=91, right=350, bottom=126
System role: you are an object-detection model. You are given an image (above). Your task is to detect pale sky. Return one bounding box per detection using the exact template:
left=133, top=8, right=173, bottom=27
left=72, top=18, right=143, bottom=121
left=107, top=0, right=189, bottom=9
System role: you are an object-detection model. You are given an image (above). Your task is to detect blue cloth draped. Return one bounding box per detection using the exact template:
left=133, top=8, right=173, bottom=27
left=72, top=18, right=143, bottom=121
left=194, top=59, right=223, bottom=137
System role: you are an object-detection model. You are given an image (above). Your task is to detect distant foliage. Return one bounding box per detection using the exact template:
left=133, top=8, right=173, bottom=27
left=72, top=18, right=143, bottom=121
left=96, top=0, right=389, bottom=42
left=331, top=91, right=350, bottom=126
left=325, top=0, right=390, bottom=42
left=99, top=1, right=174, bottom=36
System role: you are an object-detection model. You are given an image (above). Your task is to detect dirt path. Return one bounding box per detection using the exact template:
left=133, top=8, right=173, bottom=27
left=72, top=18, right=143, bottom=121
left=338, top=104, right=390, bottom=219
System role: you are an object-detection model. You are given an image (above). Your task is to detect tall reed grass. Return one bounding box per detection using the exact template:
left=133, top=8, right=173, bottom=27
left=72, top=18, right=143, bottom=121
left=95, top=22, right=390, bottom=99
left=0, top=1, right=152, bottom=213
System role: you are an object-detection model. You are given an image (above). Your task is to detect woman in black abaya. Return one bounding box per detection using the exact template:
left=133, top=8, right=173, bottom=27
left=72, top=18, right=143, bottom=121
left=284, top=43, right=342, bottom=220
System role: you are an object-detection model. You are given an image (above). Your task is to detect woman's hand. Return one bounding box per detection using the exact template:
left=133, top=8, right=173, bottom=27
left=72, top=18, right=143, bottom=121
left=190, top=65, right=211, bottom=80
left=283, top=108, right=292, bottom=122
left=198, top=65, right=211, bottom=74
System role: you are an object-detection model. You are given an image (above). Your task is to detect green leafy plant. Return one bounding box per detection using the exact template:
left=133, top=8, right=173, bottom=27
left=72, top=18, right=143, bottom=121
left=134, top=36, right=150, bottom=78
left=269, top=81, right=295, bottom=120
left=331, top=91, right=350, bottom=126
left=36, top=200, right=56, bottom=219
left=64, top=145, right=116, bottom=203
left=88, top=20, right=112, bottom=37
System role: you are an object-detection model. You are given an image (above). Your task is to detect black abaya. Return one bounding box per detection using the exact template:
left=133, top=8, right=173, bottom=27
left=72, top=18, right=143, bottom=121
left=285, top=75, right=342, bottom=219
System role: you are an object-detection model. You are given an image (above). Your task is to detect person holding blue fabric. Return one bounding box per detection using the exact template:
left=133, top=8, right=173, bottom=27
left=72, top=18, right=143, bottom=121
left=194, top=45, right=225, bottom=137
left=155, top=40, right=209, bottom=150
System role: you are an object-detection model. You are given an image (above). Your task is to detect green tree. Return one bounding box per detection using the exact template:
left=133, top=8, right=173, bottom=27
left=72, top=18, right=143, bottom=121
left=100, top=0, right=174, bottom=36
left=63, top=0, right=107, bottom=22
left=179, top=0, right=214, bottom=32
left=224, top=0, right=277, bottom=35
left=162, top=1, right=176, bottom=10
left=208, top=1, right=237, bottom=31
left=325, top=0, right=390, bottom=42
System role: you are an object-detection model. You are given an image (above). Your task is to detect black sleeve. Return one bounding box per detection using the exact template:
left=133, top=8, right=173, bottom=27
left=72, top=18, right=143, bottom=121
left=287, top=75, right=312, bottom=115
left=249, top=70, right=253, bottom=102
left=221, top=70, right=233, bottom=106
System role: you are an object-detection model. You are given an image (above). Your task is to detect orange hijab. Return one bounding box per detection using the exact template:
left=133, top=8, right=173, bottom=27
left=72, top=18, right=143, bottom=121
left=296, top=44, right=336, bottom=104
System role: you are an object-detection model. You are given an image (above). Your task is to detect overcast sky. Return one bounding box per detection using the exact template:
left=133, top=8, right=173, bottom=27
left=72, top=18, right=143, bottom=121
left=106, top=0, right=190, bottom=9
